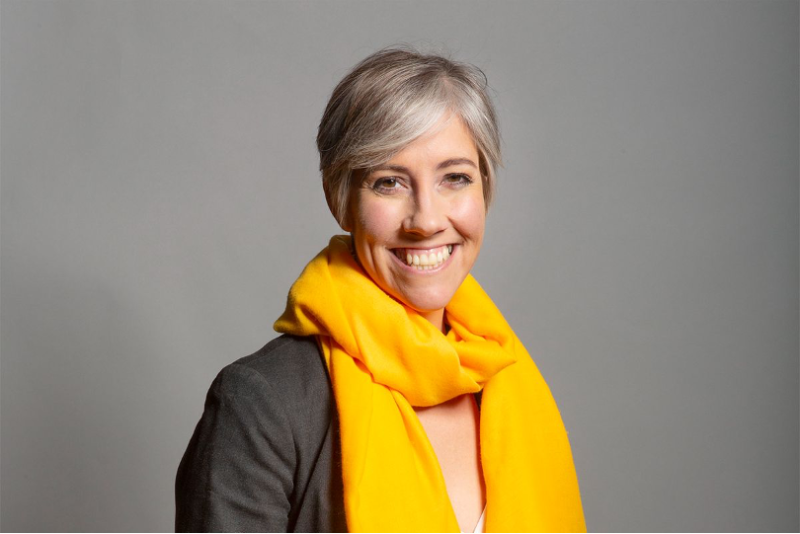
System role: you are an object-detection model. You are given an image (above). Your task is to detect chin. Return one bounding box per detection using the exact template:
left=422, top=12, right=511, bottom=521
left=396, top=288, right=457, bottom=314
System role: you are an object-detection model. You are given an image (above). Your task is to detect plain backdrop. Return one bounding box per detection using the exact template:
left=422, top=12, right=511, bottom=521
left=1, top=0, right=798, bottom=531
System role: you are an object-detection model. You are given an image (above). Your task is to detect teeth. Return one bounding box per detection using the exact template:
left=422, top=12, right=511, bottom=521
left=396, top=245, right=453, bottom=270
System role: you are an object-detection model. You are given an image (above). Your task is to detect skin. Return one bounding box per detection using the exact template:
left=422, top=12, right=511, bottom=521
left=345, top=113, right=487, bottom=531
left=345, top=113, right=486, bottom=333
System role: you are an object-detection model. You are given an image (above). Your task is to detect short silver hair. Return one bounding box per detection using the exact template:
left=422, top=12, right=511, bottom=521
left=317, top=47, right=502, bottom=227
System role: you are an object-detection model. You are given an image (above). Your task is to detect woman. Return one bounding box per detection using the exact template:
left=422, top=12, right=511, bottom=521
left=176, top=47, right=585, bottom=533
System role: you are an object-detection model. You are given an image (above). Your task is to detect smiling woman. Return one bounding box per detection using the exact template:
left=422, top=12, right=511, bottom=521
left=349, top=114, right=486, bottom=330
left=176, top=47, right=586, bottom=533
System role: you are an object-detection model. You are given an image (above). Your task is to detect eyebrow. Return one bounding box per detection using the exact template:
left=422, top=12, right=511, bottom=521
left=437, top=158, right=478, bottom=170
left=369, top=158, right=478, bottom=174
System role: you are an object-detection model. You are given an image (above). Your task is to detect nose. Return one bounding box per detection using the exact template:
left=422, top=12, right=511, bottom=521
left=402, top=187, right=448, bottom=237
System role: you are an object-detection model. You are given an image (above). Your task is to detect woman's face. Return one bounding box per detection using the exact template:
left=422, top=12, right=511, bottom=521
left=347, top=114, right=486, bottom=329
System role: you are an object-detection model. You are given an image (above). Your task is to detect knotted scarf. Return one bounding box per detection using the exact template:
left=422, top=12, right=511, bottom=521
left=274, top=236, right=585, bottom=532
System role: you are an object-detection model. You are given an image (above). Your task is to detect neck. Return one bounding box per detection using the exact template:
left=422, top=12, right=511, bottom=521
left=419, top=308, right=446, bottom=333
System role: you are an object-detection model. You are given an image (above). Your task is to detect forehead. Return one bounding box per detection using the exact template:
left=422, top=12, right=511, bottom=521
left=386, top=115, right=478, bottom=166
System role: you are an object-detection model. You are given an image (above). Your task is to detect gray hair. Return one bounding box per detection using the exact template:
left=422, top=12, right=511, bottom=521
left=317, top=47, right=502, bottom=227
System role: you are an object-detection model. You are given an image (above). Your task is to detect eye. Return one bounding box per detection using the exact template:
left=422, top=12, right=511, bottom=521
left=443, top=173, right=473, bottom=187
left=372, top=177, right=401, bottom=193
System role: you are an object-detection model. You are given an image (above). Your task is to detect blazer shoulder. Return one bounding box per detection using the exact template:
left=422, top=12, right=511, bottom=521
left=232, top=334, right=327, bottom=386
left=215, top=334, right=333, bottom=437
left=177, top=335, right=335, bottom=532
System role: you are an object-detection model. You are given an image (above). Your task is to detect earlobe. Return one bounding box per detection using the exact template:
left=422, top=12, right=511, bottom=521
left=345, top=230, right=360, bottom=265
left=340, top=212, right=353, bottom=232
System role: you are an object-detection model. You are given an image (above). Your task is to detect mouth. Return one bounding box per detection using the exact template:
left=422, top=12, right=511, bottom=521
left=391, top=244, right=454, bottom=271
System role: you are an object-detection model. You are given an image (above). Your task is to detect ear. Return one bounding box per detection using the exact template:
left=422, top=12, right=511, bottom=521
left=340, top=215, right=353, bottom=233
left=323, top=188, right=350, bottom=232
left=338, top=170, right=361, bottom=232
left=339, top=194, right=354, bottom=232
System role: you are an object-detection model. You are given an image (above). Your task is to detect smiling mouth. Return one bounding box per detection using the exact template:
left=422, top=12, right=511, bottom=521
left=392, top=245, right=454, bottom=270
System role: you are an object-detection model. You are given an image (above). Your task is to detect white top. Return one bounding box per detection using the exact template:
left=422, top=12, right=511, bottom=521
left=462, top=505, right=487, bottom=534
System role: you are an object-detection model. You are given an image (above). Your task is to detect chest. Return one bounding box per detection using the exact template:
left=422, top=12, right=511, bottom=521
left=413, top=393, right=485, bottom=532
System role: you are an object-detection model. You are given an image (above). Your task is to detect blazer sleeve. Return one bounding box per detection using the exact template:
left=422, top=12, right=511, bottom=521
left=175, top=363, right=296, bottom=532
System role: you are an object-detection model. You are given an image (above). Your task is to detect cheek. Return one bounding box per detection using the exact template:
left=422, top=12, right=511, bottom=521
left=354, top=196, right=401, bottom=244
left=450, top=192, right=486, bottom=242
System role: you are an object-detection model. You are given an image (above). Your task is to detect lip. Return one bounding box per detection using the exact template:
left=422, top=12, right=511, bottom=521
left=389, top=244, right=456, bottom=274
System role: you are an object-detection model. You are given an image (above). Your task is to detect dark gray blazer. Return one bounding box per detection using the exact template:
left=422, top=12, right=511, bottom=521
left=175, top=335, right=348, bottom=532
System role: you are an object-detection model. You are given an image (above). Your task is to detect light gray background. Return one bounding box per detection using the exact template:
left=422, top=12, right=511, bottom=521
left=1, top=0, right=797, bottom=531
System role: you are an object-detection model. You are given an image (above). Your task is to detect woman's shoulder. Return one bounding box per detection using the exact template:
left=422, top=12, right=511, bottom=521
left=177, top=335, right=342, bottom=532
left=210, top=334, right=333, bottom=429
left=223, top=334, right=327, bottom=388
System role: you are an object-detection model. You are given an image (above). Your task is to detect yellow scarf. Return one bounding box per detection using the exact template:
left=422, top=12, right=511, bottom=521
left=275, top=236, right=585, bottom=533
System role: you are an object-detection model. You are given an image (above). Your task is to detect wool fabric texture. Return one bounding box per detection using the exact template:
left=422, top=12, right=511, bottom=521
left=274, top=236, right=585, bottom=533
